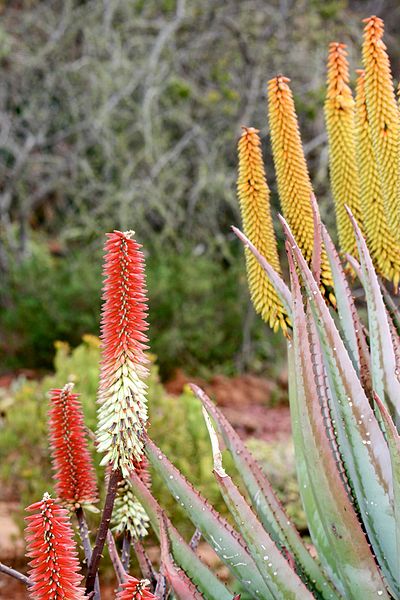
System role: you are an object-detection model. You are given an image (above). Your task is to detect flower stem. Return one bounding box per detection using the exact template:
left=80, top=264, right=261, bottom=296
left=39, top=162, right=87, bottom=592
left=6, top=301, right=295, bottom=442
left=0, top=562, right=30, bottom=586
left=106, top=530, right=126, bottom=584
left=121, top=532, right=131, bottom=572
left=75, top=506, right=101, bottom=600
left=85, top=468, right=122, bottom=596
left=132, top=539, right=156, bottom=586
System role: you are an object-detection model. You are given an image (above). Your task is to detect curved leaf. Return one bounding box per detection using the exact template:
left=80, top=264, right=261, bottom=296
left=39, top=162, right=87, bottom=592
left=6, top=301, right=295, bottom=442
left=374, top=392, right=400, bottom=592
left=145, top=437, right=272, bottom=599
left=287, top=246, right=389, bottom=599
left=320, top=224, right=370, bottom=388
left=159, top=512, right=205, bottom=600
left=202, top=406, right=316, bottom=599
left=130, top=471, right=232, bottom=600
left=280, top=215, right=397, bottom=594
left=347, top=207, right=400, bottom=427
left=191, top=384, right=341, bottom=600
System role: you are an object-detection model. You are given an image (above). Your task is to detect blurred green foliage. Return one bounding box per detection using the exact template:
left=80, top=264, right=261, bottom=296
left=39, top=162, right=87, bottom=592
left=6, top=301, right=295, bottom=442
left=0, top=234, right=286, bottom=378
left=0, top=235, right=102, bottom=369
left=0, top=337, right=300, bottom=536
left=1, top=1, right=397, bottom=377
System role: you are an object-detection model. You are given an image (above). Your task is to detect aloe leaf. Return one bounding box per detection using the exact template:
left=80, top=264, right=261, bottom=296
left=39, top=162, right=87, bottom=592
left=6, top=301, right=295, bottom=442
left=232, top=225, right=293, bottom=319
left=310, top=193, right=322, bottom=284
left=380, top=280, right=400, bottom=335
left=145, top=437, right=272, bottom=599
left=191, top=384, right=340, bottom=600
left=280, top=215, right=398, bottom=594
left=374, top=392, right=400, bottom=585
left=287, top=247, right=389, bottom=599
left=130, top=471, right=232, bottom=600
left=159, top=512, right=205, bottom=600
left=202, top=406, right=316, bottom=600
left=320, top=224, right=370, bottom=386
left=345, top=254, right=364, bottom=284
left=347, top=207, right=400, bottom=426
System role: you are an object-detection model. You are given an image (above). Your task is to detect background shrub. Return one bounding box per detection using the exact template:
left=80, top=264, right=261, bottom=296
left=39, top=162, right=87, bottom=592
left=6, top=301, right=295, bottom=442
left=0, top=336, right=301, bottom=535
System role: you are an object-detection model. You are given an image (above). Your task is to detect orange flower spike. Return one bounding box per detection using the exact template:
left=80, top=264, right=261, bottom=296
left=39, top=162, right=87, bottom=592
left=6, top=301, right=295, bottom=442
left=267, top=75, right=334, bottom=296
left=25, top=494, right=84, bottom=599
left=325, top=43, right=364, bottom=257
left=49, top=383, right=98, bottom=508
left=237, top=127, right=289, bottom=333
left=362, top=16, right=400, bottom=241
left=355, top=70, right=400, bottom=290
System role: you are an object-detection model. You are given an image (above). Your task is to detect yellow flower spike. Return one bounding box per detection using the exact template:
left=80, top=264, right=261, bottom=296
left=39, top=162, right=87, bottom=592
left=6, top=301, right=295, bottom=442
left=355, top=69, right=400, bottom=291
left=267, top=75, right=334, bottom=296
left=325, top=43, right=364, bottom=258
left=237, top=127, right=289, bottom=334
left=362, top=16, right=400, bottom=242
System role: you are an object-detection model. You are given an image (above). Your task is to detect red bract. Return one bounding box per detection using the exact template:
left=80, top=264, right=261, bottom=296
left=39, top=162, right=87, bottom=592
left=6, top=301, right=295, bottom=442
left=116, top=576, right=157, bottom=599
left=96, top=230, right=150, bottom=476
left=133, top=455, right=151, bottom=489
left=49, top=383, right=98, bottom=507
left=25, top=494, right=84, bottom=599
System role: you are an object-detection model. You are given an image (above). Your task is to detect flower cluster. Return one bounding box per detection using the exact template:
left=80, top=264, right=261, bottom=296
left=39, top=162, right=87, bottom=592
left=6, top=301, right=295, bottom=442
left=112, top=456, right=151, bottom=540
left=116, top=576, right=157, bottom=599
left=325, top=42, right=364, bottom=258
left=48, top=383, right=98, bottom=507
left=237, top=127, right=289, bottom=333
left=355, top=70, right=400, bottom=289
left=25, top=494, right=84, bottom=599
left=362, top=16, right=400, bottom=244
left=267, top=75, right=334, bottom=299
left=96, top=230, right=150, bottom=477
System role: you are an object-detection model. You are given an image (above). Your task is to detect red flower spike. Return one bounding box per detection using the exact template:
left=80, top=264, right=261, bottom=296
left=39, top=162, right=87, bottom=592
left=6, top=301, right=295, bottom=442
left=116, top=576, right=157, bottom=599
left=25, top=493, right=84, bottom=599
left=49, top=383, right=98, bottom=507
left=96, top=231, right=150, bottom=477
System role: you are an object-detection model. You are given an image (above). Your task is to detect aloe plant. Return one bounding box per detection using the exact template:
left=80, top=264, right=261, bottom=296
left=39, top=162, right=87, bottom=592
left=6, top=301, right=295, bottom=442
left=129, top=14, right=400, bottom=599
left=131, top=202, right=398, bottom=599
left=2, top=13, right=400, bottom=600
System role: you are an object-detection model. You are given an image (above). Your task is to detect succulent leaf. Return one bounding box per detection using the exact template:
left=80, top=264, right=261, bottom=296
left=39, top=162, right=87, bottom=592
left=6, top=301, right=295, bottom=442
left=191, top=384, right=339, bottom=599
left=320, top=225, right=369, bottom=380
left=288, top=251, right=389, bottom=598
left=202, top=406, right=316, bottom=599
left=281, top=216, right=398, bottom=593
left=145, top=437, right=272, bottom=599
left=347, top=207, right=400, bottom=426
left=374, top=392, right=400, bottom=587
left=159, top=512, right=205, bottom=600
left=130, top=470, right=233, bottom=600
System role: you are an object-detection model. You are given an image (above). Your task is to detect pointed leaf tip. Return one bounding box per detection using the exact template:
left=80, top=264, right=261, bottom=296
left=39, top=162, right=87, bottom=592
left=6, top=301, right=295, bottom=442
left=201, top=406, right=226, bottom=477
